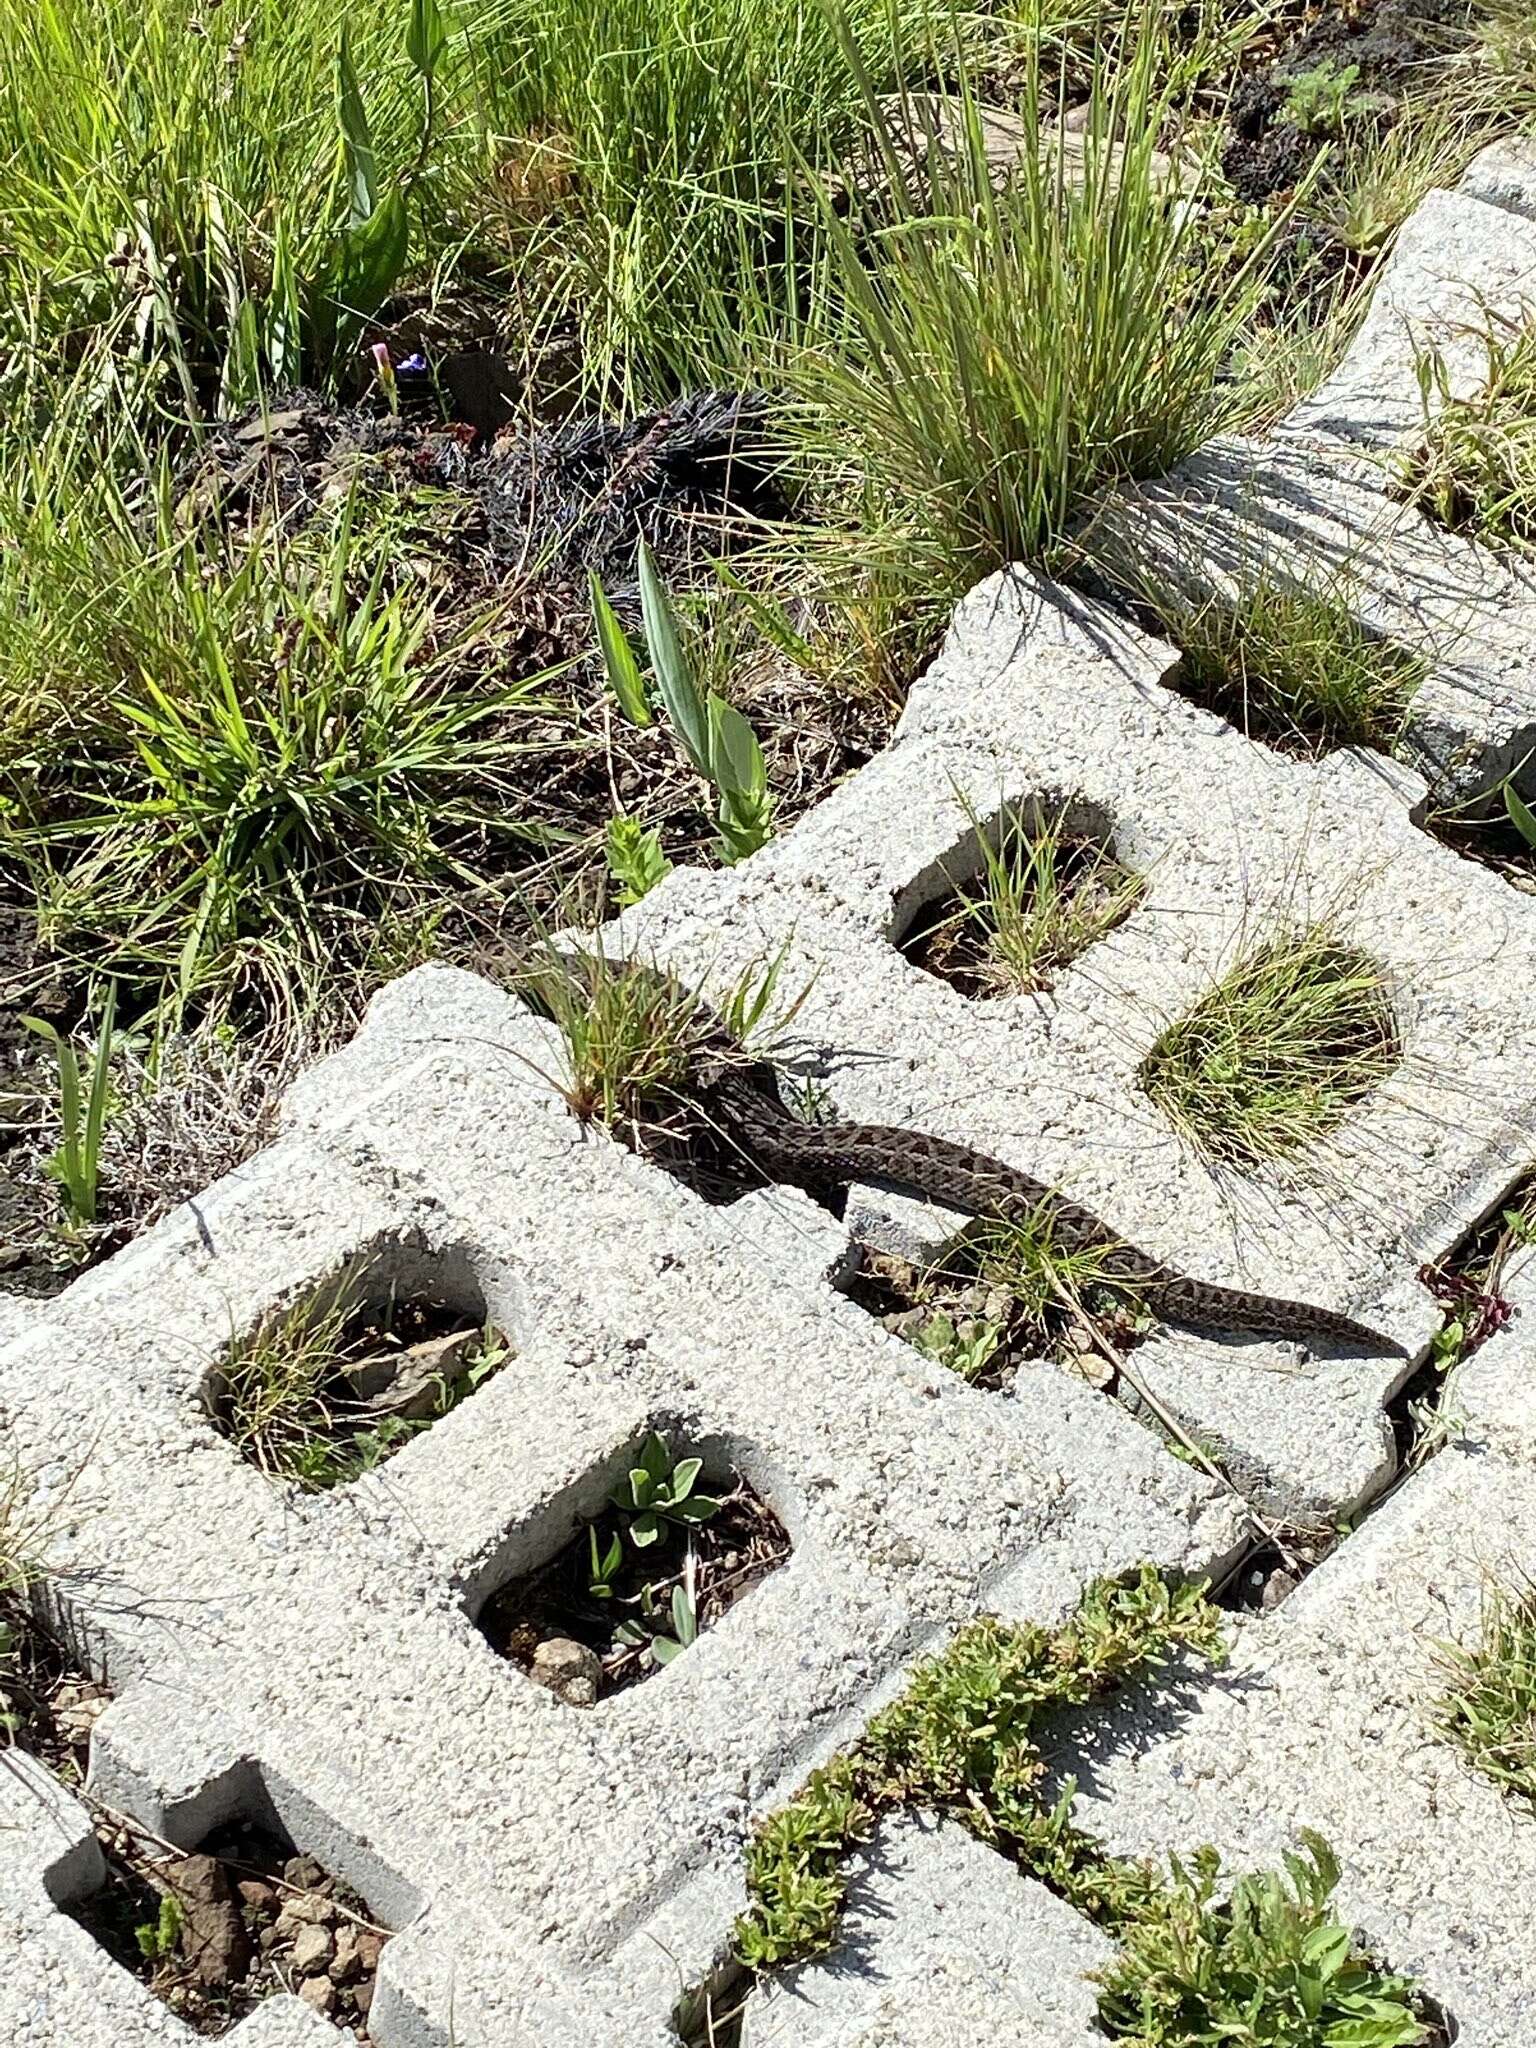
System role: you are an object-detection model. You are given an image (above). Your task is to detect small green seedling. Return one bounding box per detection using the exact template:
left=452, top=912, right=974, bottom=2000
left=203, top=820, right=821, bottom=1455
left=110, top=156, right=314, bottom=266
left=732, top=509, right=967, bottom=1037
left=588, top=1526, right=623, bottom=1599
left=592, top=545, right=775, bottom=864
left=651, top=1580, right=701, bottom=1666
left=604, top=814, right=672, bottom=906
left=135, top=1892, right=183, bottom=1964
left=1281, top=58, right=1368, bottom=136
left=913, top=1310, right=1006, bottom=1382
left=21, top=981, right=118, bottom=1229
left=609, top=1432, right=721, bottom=1548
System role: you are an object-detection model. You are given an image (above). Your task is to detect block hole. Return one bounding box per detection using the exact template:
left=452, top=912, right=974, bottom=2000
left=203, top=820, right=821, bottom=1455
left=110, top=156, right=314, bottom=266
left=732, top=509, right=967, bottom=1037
left=891, top=792, right=1144, bottom=998
left=1416, top=761, right=1536, bottom=892
left=201, top=1238, right=513, bottom=1493
left=1138, top=925, right=1400, bottom=1170
left=60, top=1773, right=401, bottom=2040
left=473, top=1424, right=791, bottom=1707
left=1221, top=1168, right=1536, bottom=1615
left=676, top=1961, right=751, bottom=2047
left=1075, top=556, right=1425, bottom=757
left=841, top=1226, right=1150, bottom=1393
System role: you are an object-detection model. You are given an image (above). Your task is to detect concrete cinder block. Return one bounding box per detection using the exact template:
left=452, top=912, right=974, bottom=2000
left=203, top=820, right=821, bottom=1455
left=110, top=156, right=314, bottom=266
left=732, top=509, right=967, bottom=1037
left=1058, top=1445, right=1536, bottom=2047
left=5, top=171, right=1536, bottom=2043
left=0, top=971, right=1236, bottom=2046
left=743, top=1816, right=1113, bottom=2046
left=606, top=564, right=1536, bottom=1515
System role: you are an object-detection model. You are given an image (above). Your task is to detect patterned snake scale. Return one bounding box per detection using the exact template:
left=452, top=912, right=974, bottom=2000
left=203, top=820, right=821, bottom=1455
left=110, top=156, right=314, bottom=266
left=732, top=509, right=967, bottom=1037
left=693, top=1047, right=1405, bottom=1359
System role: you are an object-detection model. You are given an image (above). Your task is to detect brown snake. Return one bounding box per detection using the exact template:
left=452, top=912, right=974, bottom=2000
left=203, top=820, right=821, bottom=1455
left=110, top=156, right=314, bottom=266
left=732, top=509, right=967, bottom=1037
left=691, top=1047, right=1404, bottom=1358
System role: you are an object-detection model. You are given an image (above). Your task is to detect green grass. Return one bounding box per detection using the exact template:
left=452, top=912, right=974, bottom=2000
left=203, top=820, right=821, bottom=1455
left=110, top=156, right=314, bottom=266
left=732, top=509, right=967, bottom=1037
left=786, top=24, right=1287, bottom=598
left=3, top=472, right=565, bottom=1019
left=1141, top=570, right=1424, bottom=753
left=1139, top=925, right=1399, bottom=1169
left=209, top=1292, right=507, bottom=1491
left=524, top=945, right=803, bottom=1142
left=1437, top=1573, right=1536, bottom=1803
left=0, top=0, right=481, bottom=406
left=1399, top=316, right=1536, bottom=553
left=735, top=1565, right=1428, bottom=2044
left=926, top=797, right=1145, bottom=996
left=974, top=1207, right=1150, bottom=1334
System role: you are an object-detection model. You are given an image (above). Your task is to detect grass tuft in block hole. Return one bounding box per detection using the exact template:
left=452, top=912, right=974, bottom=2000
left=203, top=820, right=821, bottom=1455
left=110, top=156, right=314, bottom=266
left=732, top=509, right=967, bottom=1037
left=478, top=1430, right=789, bottom=1706
left=1106, top=561, right=1424, bottom=755
left=900, top=795, right=1145, bottom=999
left=206, top=1281, right=512, bottom=1493
left=1139, top=925, right=1398, bottom=1169
left=1436, top=1570, right=1536, bottom=1807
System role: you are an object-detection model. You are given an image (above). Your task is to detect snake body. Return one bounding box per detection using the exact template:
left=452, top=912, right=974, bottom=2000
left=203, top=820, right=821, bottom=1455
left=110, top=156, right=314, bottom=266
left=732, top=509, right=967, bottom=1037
left=698, top=1057, right=1404, bottom=1356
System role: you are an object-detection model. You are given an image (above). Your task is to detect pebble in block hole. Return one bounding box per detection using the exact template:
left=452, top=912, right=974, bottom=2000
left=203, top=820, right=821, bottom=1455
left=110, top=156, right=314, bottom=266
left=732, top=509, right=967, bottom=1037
left=199, top=1240, right=513, bottom=1494
left=58, top=1794, right=398, bottom=2041
left=472, top=1425, right=791, bottom=1708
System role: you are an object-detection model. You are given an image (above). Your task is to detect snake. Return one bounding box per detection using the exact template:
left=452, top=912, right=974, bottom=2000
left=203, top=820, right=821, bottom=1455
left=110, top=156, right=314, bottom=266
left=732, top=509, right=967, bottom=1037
left=690, top=1044, right=1405, bottom=1358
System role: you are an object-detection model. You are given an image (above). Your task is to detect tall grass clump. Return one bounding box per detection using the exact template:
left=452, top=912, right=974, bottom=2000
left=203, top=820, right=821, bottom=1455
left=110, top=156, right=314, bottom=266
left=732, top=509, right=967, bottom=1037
left=473, top=0, right=942, bottom=401
left=0, top=0, right=479, bottom=406
left=1399, top=317, right=1536, bottom=553
left=1, top=463, right=566, bottom=1018
left=1139, top=925, right=1399, bottom=1169
left=788, top=12, right=1286, bottom=595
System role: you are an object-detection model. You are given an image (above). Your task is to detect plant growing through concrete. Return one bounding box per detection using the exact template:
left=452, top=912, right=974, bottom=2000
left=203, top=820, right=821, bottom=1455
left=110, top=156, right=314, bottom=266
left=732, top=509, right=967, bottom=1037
left=1132, top=566, right=1424, bottom=753
left=1399, top=316, right=1536, bottom=552
left=480, top=1435, right=789, bottom=1695
left=735, top=1566, right=1430, bottom=2043
left=609, top=1430, right=721, bottom=1547
left=1436, top=1572, right=1536, bottom=1805
left=526, top=944, right=806, bottom=1162
left=1139, top=924, right=1399, bottom=1169
left=209, top=1291, right=510, bottom=1491
left=1093, top=1831, right=1426, bottom=2045
left=908, top=796, right=1145, bottom=997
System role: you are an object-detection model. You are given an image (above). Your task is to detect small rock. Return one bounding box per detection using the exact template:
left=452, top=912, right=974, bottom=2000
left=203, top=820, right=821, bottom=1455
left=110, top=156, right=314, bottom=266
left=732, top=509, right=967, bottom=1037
left=276, top=1891, right=336, bottom=1934
left=289, top=1923, right=335, bottom=1976
left=351, top=1932, right=384, bottom=1975
left=235, top=1877, right=277, bottom=1919
left=529, top=1635, right=603, bottom=1708
left=353, top=1976, right=376, bottom=2019
left=329, top=1925, right=363, bottom=1985
left=283, top=1855, right=326, bottom=1890
left=1261, top=1568, right=1301, bottom=1610
left=298, top=1974, right=338, bottom=2017
left=340, top=1326, right=483, bottom=1418
left=161, top=1853, right=250, bottom=1989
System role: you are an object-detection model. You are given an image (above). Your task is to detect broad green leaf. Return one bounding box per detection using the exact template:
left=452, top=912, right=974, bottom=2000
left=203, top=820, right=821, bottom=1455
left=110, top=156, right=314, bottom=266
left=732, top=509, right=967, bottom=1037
left=589, top=574, right=651, bottom=726
left=667, top=1494, right=721, bottom=1522
left=669, top=1456, right=703, bottom=1503
left=1506, top=781, right=1536, bottom=852
left=406, top=0, right=449, bottom=77
left=336, top=30, right=378, bottom=226
left=630, top=1511, right=661, bottom=1548
left=706, top=694, right=766, bottom=802
left=335, top=186, right=410, bottom=326
left=637, top=543, right=710, bottom=776
left=651, top=1635, right=685, bottom=1664
left=1302, top=1922, right=1352, bottom=1981
left=640, top=1431, right=670, bottom=1484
